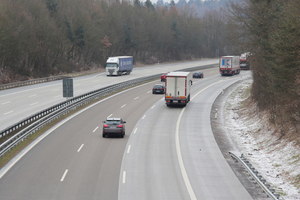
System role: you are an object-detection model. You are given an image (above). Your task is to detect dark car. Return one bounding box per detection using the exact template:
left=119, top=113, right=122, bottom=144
left=152, top=84, right=165, bottom=94
left=161, top=73, right=168, bottom=82
left=193, top=71, right=204, bottom=78
left=102, top=118, right=126, bottom=138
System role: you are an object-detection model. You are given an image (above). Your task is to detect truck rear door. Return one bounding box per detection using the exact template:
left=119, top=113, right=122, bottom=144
left=221, top=57, right=232, bottom=70
left=177, top=77, right=186, bottom=98
left=166, top=76, right=175, bottom=98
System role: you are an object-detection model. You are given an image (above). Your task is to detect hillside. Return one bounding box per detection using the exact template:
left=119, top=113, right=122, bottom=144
left=225, top=81, right=300, bottom=199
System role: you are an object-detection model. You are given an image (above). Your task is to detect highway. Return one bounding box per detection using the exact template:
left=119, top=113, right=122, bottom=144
left=0, top=66, right=254, bottom=199
left=0, top=59, right=218, bottom=131
left=119, top=71, right=253, bottom=199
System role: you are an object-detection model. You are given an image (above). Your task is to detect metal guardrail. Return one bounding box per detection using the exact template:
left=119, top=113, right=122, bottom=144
left=0, top=75, right=70, bottom=90
left=0, top=64, right=216, bottom=158
left=0, top=74, right=159, bottom=158
left=229, top=151, right=284, bottom=200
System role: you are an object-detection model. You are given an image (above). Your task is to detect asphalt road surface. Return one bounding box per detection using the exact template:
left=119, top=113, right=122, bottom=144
left=0, top=68, right=254, bottom=199
left=0, top=59, right=218, bottom=131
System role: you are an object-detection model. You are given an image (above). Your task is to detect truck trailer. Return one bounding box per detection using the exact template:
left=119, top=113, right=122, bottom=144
left=240, top=52, right=251, bottom=70
left=105, top=56, right=133, bottom=76
left=219, top=56, right=240, bottom=76
left=165, top=71, right=192, bottom=107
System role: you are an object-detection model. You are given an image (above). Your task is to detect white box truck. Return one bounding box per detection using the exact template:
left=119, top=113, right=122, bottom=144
left=165, top=71, right=192, bottom=107
left=219, top=56, right=240, bottom=76
left=105, top=56, right=133, bottom=76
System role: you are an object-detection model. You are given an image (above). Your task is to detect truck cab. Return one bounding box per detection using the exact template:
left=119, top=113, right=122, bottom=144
left=105, top=56, right=133, bottom=76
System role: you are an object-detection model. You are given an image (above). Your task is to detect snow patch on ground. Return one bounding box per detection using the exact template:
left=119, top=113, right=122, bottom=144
left=224, top=81, right=300, bottom=200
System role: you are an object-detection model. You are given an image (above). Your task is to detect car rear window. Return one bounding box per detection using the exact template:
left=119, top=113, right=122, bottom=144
left=154, top=85, right=163, bottom=89
left=106, top=120, right=121, bottom=125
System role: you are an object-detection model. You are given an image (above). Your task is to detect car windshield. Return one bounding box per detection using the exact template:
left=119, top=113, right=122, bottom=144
left=106, top=63, right=118, bottom=68
left=106, top=120, right=121, bottom=125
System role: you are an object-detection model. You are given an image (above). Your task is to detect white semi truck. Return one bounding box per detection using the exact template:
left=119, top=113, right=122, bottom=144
left=105, top=56, right=133, bottom=76
left=165, top=71, right=192, bottom=107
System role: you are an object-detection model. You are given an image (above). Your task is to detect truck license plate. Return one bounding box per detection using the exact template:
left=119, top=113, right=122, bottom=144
left=173, top=100, right=178, bottom=103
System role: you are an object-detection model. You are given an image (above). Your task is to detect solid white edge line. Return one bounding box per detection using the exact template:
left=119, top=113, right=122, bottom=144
left=127, top=145, right=131, bottom=154
left=176, top=80, right=225, bottom=200
left=93, top=126, right=99, bottom=132
left=176, top=108, right=197, bottom=200
left=122, top=171, right=126, bottom=183
left=60, top=169, right=68, bottom=182
left=77, top=144, right=84, bottom=152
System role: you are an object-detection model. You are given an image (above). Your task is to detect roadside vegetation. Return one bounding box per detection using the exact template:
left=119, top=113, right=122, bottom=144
left=0, top=0, right=235, bottom=83
left=229, top=0, right=300, bottom=138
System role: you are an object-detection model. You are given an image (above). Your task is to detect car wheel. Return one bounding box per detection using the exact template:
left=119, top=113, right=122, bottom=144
left=102, top=133, right=106, bottom=138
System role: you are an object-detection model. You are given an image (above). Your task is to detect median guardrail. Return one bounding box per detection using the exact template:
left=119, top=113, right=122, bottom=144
left=0, top=64, right=216, bottom=159
left=0, top=75, right=70, bottom=90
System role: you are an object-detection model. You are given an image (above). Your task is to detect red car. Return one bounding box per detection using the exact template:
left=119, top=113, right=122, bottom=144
left=161, top=73, right=168, bottom=82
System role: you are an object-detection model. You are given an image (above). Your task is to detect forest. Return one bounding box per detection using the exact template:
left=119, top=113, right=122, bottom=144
left=0, top=0, right=233, bottom=81
left=229, top=0, right=300, bottom=135
left=0, top=0, right=299, bottom=134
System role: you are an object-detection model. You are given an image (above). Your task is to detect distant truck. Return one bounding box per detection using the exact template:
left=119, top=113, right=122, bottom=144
left=219, top=56, right=240, bottom=76
left=240, top=52, right=251, bottom=70
left=165, top=71, right=192, bottom=107
left=105, top=56, right=133, bottom=76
